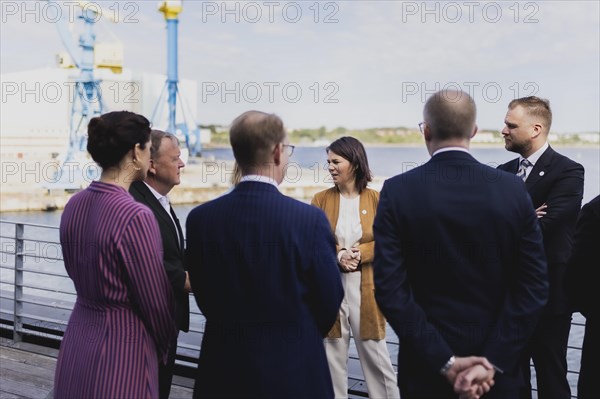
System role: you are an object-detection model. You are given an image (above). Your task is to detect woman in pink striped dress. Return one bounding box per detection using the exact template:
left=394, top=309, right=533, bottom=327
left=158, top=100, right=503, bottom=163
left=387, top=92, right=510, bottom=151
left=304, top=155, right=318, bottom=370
left=54, top=111, right=177, bottom=398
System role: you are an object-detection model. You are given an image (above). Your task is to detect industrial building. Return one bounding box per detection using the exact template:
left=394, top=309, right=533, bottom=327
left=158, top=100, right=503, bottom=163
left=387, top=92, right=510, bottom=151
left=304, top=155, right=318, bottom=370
left=1, top=67, right=201, bottom=161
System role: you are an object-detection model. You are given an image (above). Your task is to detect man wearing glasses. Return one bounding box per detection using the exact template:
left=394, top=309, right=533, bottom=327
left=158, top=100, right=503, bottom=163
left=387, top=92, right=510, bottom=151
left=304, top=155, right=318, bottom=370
left=374, top=90, right=548, bottom=398
left=185, top=110, right=343, bottom=398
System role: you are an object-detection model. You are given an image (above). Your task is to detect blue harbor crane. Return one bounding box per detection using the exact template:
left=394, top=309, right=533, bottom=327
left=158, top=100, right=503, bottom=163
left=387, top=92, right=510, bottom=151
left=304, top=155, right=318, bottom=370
left=151, top=0, right=202, bottom=158
left=46, top=0, right=118, bottom=190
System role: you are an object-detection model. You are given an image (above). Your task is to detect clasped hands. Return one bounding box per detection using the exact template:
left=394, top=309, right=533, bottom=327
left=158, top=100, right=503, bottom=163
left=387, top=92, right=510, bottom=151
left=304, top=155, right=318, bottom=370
left=338, top=248, right=361, bottom=272
left=445, top=356, right=497, bottom=399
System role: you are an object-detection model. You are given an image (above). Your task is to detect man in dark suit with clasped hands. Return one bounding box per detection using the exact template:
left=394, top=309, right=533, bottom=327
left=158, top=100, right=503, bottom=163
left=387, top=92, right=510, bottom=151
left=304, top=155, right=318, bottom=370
left=129, top=129, right=191, bottom=399
left=186, top=111, right=344, bottom=398
left=373, top=90, right=549, bottom=399
left=498, top=96, right=584, bottom=399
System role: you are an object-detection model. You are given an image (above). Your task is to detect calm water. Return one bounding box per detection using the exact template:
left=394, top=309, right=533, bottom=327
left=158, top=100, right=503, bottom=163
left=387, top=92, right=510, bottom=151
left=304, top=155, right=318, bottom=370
left=3, top=145, right=598, bottom=226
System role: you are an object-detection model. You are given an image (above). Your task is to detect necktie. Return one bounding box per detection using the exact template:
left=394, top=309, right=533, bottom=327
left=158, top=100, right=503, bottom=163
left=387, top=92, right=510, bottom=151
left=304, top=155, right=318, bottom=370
left=517, top=158, right=532, bottom=181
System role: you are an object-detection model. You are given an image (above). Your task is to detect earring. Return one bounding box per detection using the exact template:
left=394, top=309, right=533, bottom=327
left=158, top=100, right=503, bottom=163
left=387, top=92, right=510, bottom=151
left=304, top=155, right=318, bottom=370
left=132, top=159, right=141, bottom=171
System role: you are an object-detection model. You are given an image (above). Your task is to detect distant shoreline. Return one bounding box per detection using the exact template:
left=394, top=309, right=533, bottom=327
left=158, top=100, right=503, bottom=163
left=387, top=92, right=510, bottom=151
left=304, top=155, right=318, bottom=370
left=202, top=142, right=599, bottom=150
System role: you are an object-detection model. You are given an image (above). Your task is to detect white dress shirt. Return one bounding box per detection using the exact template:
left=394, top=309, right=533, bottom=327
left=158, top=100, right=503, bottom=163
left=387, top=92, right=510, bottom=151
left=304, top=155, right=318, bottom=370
left=143, top=182, right=180, bottom=245
left=335, top=194, right=362, bottom=254
left=519, top=141, right=549, bottom=181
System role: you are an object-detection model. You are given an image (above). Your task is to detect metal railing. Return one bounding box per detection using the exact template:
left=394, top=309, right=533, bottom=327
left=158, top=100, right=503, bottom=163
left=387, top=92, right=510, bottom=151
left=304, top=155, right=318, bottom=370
left=0, top=219, right=205, bottom=370
left=0, top=220, right=585, bottom=397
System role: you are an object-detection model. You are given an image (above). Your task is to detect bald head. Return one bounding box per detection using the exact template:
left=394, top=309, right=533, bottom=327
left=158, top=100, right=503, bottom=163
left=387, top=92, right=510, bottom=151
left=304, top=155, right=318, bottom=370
left=423, top=90, right=477, bottom=141
left=229, top=110, right=285, bottom=172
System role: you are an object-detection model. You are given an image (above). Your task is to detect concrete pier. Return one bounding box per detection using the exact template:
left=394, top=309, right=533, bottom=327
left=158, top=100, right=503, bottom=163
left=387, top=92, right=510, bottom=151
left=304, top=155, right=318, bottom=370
left=1, top=158, right=367, bottom=212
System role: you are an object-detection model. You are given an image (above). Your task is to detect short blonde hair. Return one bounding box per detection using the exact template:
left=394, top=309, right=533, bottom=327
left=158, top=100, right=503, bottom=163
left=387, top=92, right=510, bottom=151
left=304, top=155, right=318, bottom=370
left=509, top=96, right=552, bottom=133
left=229, top=111, right=285, bottom=172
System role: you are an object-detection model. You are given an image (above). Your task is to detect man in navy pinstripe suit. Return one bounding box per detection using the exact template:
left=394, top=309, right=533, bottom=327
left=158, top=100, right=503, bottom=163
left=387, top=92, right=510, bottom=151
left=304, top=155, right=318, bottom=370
left=186, top=111, right=343, bottom=398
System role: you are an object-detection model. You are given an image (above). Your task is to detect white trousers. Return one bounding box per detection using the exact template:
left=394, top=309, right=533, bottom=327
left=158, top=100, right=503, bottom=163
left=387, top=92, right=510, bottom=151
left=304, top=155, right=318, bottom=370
left=325, top=272, right=400, bottom=399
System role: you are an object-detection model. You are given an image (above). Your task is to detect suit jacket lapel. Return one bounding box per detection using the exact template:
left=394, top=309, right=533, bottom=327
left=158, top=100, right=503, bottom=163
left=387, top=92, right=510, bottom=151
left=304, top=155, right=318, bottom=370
left=506, top=158, right=520, bottom=174
left=526, top=146, right=554, bottom=190
left=170, top=206, right=185, bottom=253
left=135, top=182, right=181, bottom=252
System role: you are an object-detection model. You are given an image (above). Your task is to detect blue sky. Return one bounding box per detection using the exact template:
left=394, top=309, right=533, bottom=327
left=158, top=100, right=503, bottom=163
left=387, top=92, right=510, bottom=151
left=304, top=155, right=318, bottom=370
left=2, top=0, right=599, bottom=132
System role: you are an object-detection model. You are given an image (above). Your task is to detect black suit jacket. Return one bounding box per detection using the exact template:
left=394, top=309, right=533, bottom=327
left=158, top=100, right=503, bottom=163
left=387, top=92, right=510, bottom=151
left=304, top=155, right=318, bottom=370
left=130, top=181, right=190, bottom=332
left=566, top=194, right=600, bottom=319
left=374, top=151, right=548, bottom=398
left=186, top=181, right=344, bottom=398
left=498, top=146, right=584, bottom=314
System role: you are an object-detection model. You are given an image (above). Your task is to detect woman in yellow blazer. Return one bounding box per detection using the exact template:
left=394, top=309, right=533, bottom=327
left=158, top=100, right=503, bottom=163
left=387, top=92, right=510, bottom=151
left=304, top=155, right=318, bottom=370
left=311, top=137, right=399, bottom=399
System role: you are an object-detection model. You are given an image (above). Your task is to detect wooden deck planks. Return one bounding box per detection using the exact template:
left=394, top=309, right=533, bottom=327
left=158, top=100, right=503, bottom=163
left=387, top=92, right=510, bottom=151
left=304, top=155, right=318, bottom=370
left=1, top=340, right=367, bottom=398
left=0, top=345, right=56, bottom=399
left=0, top=342, right=195, bottom=399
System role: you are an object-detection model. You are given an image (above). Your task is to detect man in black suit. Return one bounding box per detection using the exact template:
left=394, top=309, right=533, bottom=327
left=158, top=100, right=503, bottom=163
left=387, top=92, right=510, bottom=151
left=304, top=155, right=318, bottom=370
left=566, top=194, right=600, bottom=399
left=130, top=130, right=190, bottom=399
left=186, top=111, right=344, bottom=398
left=374, top=90, right=549, bottom=398
left=498, top=96, right=584, bottom=399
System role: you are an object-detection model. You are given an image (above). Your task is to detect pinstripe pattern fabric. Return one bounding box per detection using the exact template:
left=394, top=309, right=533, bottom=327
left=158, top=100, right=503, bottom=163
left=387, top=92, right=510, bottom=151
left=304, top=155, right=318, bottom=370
left=186, top=181, right=344, bottom=398
left=54, top=181, right=177, bottom=399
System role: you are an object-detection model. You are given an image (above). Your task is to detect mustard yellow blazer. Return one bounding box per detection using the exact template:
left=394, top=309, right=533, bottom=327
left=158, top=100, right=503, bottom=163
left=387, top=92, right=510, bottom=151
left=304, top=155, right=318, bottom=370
left=311, top=186, right=386, bottom=340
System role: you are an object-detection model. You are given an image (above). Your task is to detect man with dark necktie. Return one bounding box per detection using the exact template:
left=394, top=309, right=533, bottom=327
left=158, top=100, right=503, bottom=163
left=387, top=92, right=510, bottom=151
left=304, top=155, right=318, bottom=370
left=130, top=129, right=191, bottom=399
left=498, top=96, right=584, bottom=399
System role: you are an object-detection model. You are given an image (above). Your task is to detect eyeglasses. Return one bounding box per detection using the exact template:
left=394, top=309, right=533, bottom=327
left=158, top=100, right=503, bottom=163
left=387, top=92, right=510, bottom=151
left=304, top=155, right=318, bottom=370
left=418, top=122, right=425, bottom=134
left=282, top=144, right=295, bottom=156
